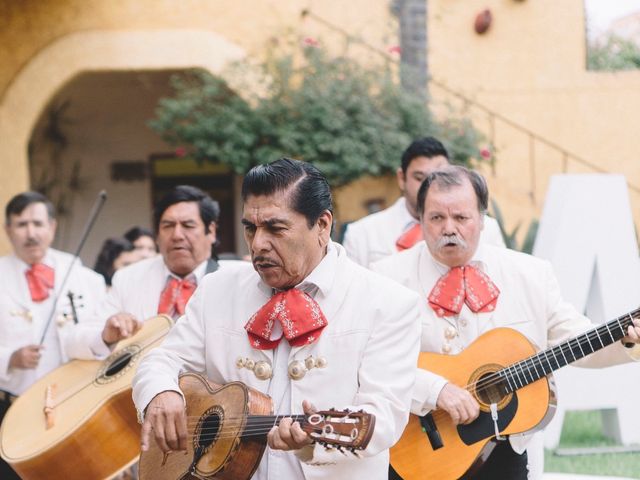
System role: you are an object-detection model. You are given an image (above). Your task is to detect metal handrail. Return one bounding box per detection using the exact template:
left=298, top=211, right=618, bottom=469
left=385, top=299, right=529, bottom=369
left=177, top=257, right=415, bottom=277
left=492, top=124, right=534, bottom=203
left=300, top=8, right=640, bottom=198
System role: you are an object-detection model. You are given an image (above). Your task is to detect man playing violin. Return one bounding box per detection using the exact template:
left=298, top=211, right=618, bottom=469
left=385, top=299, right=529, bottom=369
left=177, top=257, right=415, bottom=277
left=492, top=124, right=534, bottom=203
left=0, top=191, right=107, bottom=479
left=132, top=158, right=421, bottom=479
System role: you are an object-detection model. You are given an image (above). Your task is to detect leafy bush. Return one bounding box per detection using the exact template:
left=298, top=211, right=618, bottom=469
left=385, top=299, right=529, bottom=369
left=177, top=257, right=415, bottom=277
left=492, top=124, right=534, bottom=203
left=150, top=39, right=489, bottom=187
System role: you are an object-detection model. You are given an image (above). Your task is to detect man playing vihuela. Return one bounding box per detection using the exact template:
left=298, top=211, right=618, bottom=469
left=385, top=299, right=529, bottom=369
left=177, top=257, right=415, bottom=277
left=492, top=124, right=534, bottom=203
left=132, top=158, right=422, bottom=480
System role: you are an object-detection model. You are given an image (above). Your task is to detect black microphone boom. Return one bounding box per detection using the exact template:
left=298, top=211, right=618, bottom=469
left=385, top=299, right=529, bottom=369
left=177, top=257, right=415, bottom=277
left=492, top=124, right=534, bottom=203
left=39, top=190, right=107, bottom=345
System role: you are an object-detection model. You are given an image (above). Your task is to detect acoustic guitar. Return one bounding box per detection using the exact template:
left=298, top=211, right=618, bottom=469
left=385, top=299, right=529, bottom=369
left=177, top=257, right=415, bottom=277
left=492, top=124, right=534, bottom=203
left=138, top=372, right=376, bottom=480
left=390, top=310, right=638, bottom=479
left=0, top=314, right=174, bottom=480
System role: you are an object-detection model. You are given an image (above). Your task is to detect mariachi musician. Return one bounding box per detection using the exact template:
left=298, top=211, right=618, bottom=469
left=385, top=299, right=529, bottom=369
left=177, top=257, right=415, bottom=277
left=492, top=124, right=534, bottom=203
left=95, top=185, right=230, bottom=347
left=132, top=159, right=421, bottom=480
left=0, top=192, right=107, bottom=479
left=372, top=166, right=640, bottom=480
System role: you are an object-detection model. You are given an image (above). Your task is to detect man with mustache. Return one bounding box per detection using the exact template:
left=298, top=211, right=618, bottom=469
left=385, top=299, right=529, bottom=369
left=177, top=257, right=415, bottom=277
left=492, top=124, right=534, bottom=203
left=0, top=191, right=107, bottom=479
left=95, top=185, right=227, bottom=347
left=343, top=136, right=504, bottom=268
left=372, top=166, right=640, bottom=479
left=132, top=158, right=421, bottom=480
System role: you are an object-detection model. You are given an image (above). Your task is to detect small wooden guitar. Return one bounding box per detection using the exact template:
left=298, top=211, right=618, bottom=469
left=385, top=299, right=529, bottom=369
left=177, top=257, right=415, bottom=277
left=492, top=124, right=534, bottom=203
left=0, top=314, right=174, bottom=480
left=390, top=310, right=638, bottom=479
left=138, top=372, right=376, bottom=480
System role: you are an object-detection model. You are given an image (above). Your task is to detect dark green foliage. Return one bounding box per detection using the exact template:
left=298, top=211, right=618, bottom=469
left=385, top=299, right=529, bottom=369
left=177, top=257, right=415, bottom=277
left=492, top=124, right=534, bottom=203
left=150, top=41, right=487, bottom=187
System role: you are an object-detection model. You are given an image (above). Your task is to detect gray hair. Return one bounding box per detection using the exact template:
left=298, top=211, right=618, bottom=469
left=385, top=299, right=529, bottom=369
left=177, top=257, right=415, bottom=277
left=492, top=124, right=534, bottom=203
left=416, top=165, right=489, bottom=217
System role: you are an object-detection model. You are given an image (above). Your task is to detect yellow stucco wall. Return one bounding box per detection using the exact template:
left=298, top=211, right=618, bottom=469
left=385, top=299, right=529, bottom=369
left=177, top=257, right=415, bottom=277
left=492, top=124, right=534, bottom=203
left=428, top=0, right=640, bottom=235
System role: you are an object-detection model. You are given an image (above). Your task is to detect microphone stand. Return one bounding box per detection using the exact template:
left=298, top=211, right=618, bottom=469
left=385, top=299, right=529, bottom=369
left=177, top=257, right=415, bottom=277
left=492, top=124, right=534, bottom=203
left=39, top=190, right=107, bottom=345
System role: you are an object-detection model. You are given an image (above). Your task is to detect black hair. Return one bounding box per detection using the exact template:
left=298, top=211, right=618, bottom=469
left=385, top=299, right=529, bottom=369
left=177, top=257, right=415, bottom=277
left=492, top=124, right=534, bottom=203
left=124, top=226, right=154, bottom=243
left=400, top=136, right=449, bottom=174
left=416, top=165, right=489, bottom=217
left=5, top=191, right=55, bottom=225
left=153, top=185, right=220, bottom=234
left=93, top=237, right=135, bottom=286
left=241, top=158, right=333, bottom=228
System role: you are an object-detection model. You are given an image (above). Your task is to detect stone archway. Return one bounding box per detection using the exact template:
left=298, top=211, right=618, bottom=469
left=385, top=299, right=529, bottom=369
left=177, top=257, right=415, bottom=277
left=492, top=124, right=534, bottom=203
left=0, top=29, right=244, bottom=253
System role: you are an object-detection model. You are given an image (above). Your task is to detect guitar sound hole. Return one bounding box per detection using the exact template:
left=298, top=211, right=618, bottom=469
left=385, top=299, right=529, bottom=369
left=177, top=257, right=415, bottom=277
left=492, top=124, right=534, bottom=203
left=475, top=371, right=508, bottom=405
left=104, top=353, right=133, bottom=377
left=197, top=412, right=222, bottom=450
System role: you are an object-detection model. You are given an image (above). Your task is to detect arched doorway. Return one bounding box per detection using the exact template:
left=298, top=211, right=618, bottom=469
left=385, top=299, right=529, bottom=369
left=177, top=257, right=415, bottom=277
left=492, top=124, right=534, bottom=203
left=0, top=29, right=245, bottom=259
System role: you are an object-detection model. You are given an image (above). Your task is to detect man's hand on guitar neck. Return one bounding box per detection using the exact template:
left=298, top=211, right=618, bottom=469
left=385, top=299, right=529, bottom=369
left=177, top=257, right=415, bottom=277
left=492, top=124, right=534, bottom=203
left=436, top=383, right=480, bottom=425
left=622, top=319, right=640, bottom=346
left=267, top=400, right=315, bottom=451
left=140, top=391, right=187, bottom=453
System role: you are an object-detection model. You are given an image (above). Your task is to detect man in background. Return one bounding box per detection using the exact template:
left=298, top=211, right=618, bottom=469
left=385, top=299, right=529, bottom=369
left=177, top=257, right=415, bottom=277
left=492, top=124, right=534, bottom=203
left=0, top=191, right=106, bottom=479
left=343, top=136, right=504, bottom=268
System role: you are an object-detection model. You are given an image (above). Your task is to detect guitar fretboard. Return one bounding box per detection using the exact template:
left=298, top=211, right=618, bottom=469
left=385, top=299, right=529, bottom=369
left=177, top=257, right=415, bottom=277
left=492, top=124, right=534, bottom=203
left=497, top=309, right=638, bottom=394
left=244, top=415, right=307, bottom=438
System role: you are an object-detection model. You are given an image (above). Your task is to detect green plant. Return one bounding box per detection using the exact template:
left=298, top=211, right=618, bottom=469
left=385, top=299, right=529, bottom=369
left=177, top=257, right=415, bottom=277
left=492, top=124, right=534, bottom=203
left=490, top=199, right=538, bottom=253
left=587, top=34, right=640, bottom=71
left=150, top=37, right=489, bottom=188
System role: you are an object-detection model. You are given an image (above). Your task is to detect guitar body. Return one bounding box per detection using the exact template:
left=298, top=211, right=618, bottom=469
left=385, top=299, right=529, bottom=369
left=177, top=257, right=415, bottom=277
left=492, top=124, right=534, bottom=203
left=0, top=314, right=174, bottom=480
left=139, top=373, right=273, bottom=480
left=391, top=327, right=557, bottom=480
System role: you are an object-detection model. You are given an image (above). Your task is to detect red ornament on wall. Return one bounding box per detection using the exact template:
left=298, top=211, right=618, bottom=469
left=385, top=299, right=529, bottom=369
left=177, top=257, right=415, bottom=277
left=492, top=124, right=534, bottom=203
left=474, top=9, right=492, bottom=35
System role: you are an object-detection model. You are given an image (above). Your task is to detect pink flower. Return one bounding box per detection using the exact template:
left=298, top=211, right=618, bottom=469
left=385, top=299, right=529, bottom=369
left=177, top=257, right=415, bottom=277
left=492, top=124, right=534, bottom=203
left=303, top=37, right=319, bottom=47
left=175, top=146, right=187, bottom=157
left=480, top=147, right=492, bottom=160
left=388, top=45, right=402, bottom=55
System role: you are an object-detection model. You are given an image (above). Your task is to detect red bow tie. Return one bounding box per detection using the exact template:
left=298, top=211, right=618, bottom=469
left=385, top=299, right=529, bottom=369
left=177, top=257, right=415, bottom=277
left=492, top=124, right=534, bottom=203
left=245, top=289, right=328, bottom=350
left=157, top=277, right=197, bottom=317
left=428, top=265, right=500, bottom=317
left=396, top=223, right=422, bottom=251
left=25, top=263, right=55, bottom=302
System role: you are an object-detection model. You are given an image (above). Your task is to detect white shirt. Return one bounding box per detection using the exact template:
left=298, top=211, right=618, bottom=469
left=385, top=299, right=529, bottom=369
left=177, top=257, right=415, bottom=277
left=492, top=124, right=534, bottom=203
left=133, top=242, right=421, bottom=480
left=101, top=255, right=212, bottom=323
left=254, top=245, right=338, bottom=480
left=0, top=249, right=107, bottom=395
left=343, top=197, right=505, bottom=268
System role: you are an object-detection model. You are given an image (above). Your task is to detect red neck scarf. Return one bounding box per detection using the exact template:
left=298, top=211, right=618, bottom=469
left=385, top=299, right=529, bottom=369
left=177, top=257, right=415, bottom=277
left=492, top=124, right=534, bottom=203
left=25, top=263, right=55, bottom=302
left=245, top=288, right=328, bottom=350
left=157, top=277, right=197, bottom=317
left=428, top=265, right=500, bottom=317
left=396, top=223, right=422, bottom=251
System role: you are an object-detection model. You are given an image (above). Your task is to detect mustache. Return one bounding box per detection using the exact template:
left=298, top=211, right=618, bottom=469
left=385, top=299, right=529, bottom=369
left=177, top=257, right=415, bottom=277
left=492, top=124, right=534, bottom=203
left=435, top=234, right=468, bottom=250
left=252, top=256, right=281, bottom=267
left=24, top=238, right=39, bottom=247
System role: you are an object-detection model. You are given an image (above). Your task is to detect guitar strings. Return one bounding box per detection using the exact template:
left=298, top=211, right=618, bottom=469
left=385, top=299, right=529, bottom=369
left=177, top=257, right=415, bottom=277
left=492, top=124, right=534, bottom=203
left=454, top=316, right=633, bottom=395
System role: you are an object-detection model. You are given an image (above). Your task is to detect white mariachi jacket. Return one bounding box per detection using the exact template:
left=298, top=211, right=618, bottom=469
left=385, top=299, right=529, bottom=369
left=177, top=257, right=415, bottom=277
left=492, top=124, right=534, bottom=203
left=372, top=242, right=638, bottom=454
left=102, top=255, right=237, bottom=322
left=343, top=197, right=505, bottom=268
left=133, top=242, right=421, bottom=480
left=0, top=249, right=107, bottom=395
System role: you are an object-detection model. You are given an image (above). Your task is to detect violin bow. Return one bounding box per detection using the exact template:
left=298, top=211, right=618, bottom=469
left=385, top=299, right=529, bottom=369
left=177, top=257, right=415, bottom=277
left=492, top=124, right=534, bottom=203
left=39, top=190, right=107, bottom=345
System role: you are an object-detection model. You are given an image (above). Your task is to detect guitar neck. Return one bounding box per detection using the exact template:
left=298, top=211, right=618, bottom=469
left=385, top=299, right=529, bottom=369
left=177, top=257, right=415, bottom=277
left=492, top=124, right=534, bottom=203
left=499, top=309, right=637, bottom=393
left=244, top=415, right=308, bottom=439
